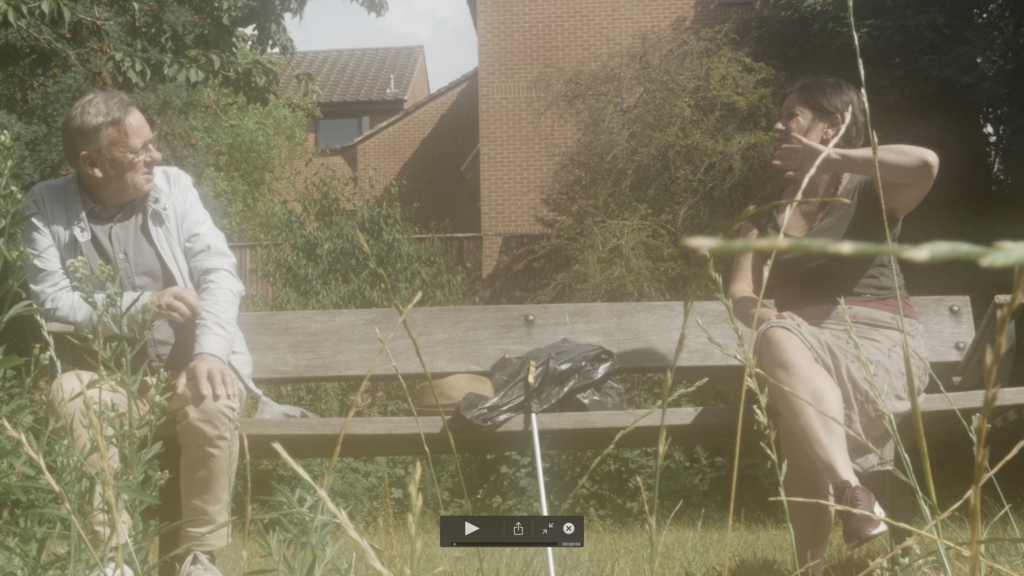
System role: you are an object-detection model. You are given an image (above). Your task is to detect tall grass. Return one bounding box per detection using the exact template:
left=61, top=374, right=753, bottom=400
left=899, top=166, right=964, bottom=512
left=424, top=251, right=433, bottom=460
left=6, top=176, right=1024, bottom=576
left=0, top=261, right=174, bottom=574
left=6, top=8, right=1024, bottom=576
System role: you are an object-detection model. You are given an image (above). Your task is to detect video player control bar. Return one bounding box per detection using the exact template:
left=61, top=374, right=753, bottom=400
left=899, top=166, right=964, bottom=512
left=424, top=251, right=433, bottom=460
left=439, top=516, right=584, bottom=548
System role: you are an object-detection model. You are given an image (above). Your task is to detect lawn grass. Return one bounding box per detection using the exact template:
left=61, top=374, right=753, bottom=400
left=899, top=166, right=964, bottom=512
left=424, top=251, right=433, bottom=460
left=206, top=510, right=1024, bottom=575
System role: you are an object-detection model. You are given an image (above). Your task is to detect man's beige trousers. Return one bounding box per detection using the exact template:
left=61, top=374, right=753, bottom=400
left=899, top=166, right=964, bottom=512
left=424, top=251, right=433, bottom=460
left=47, top=369, right=245, bottom=552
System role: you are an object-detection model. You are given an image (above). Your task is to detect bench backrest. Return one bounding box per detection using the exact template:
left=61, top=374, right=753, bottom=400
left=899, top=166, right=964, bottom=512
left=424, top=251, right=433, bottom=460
left=239, top=296, right=975, bottom=385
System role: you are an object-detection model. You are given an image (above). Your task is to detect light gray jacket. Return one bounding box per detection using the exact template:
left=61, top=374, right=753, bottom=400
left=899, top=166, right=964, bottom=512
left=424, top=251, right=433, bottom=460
left=23, top=167, right=261, bottom=396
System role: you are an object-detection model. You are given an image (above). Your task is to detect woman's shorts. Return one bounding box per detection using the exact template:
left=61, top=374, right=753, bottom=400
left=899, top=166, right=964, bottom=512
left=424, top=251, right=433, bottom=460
left=755, top=303, right=930, bottom=474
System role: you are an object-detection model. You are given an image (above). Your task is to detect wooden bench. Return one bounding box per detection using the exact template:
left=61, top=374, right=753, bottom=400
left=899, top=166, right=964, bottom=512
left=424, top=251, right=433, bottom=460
left=47, top=295, right=1024, bottom=575
left=231, top=296, right=1020, bottom=457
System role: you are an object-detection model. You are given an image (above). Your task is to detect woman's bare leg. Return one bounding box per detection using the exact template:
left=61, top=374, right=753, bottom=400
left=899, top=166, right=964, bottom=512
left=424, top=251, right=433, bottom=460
left=780, top=417, right=832, bottom=576
left=758, top=326, right=858, bottom=484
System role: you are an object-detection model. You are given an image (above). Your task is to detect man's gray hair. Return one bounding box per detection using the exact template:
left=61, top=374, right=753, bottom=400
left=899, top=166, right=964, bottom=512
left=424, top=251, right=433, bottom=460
left=61, top=91, right=138, bottom=170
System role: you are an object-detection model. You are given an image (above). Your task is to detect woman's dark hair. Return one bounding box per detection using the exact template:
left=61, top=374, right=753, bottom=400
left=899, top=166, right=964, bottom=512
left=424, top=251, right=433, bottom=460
left=783, top=77, right=867, bottom=149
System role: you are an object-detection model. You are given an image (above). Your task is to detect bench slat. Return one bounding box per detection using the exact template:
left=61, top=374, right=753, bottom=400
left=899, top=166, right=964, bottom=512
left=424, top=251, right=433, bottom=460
left=236, top=386, right=1024, bottom=459
left=238, top=405, right=757, bottom=459
left=238, top=296, right=974, bottom=383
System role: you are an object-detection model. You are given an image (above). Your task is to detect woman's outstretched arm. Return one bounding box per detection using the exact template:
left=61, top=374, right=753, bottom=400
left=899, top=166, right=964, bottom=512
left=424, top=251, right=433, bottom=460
left=774, top=135, right=939, bottom=218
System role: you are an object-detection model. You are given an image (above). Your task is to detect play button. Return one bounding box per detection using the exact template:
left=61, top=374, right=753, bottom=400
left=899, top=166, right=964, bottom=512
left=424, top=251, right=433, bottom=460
left=465, top=522, right=480, bottom=535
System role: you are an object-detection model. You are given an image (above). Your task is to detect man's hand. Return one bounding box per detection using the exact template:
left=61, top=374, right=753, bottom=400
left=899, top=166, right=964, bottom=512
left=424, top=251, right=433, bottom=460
left=175, top=354, right=240, bottom=399
left=150, top=287, right=202, bottom=323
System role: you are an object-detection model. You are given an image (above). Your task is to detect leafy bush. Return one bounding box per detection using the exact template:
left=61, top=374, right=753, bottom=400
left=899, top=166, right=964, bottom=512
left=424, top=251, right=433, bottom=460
left=133, top=84, right=315, bottom=242
left=0, top=130, right=38, bottom=359
left=256, top=172, right=467, bottom=311
left=513, top=27, right=780, bottom=303
left=0, top=73, right=314, bottom=243
left=242, top=171, right=472, bottom=531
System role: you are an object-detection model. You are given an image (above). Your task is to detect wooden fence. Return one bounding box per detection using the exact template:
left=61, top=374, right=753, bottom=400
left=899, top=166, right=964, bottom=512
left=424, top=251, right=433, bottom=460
left=411, top=233, right=484, bottom=293
left=229, top=243, right=275, bottom=301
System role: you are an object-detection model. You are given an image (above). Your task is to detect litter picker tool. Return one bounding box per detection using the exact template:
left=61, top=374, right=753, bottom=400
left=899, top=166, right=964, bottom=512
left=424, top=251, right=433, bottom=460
left=527, top=361, right=556, bottom=576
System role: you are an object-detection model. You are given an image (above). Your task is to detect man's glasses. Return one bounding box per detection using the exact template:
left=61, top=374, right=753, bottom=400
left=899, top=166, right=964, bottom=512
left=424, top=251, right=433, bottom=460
left=95, top=134, right=160, bottom=163
left=124, top=134, right=160, bottom=162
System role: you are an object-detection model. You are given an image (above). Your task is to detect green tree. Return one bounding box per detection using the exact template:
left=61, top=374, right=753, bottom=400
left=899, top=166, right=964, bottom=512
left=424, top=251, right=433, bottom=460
left=743, top=0, right=1024, bottom=247
left=0, top=0, right=385, bottom=104
left=510, top=28, right=780, bottom=303
left=1, top=78, right=314, bottom=241
left=0, top=0, right=376, bottom=195
left=0, top=67, right=91, bottom=191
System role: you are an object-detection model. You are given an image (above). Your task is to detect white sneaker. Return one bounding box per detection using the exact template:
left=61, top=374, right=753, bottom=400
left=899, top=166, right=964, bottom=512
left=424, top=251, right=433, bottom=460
left=88, top=562, right=135, bottom=576
left=179, top=551, right=222, bottom=576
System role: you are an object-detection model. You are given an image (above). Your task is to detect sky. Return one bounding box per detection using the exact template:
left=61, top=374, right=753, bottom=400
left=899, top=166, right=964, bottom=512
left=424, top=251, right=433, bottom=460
left=286, top=0, right=479, bottom=92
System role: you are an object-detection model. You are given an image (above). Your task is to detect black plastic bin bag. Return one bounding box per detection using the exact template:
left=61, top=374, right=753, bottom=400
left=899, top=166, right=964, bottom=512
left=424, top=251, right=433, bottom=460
left=451, top=338, right=626, bottom=431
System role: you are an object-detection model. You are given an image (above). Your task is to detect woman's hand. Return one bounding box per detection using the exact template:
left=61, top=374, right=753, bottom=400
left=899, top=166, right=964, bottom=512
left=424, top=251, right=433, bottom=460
left=772, top=134, right=833, bottom=181
left=775, top=136, right=939, bottom=218
left=771, top=311, right=809, bottom=325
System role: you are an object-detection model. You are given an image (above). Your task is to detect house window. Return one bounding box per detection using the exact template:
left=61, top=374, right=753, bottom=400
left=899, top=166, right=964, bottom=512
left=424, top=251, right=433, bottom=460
left=317, top=116, right=371, bottom=148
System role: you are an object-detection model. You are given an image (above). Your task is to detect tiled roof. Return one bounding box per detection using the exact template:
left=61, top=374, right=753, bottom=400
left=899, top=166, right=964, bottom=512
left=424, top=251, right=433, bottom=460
left=342, top=68, right=477, bottom=149
left=278, top=46, right=425, bottom=103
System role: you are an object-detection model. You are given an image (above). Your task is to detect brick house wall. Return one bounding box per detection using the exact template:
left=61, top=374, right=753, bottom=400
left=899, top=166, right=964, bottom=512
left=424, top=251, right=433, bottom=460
left=293, top=72, right=482, bottom=234
left=356, top=72, right=481, bottom=233
left=406, top=53, right=431, bottom=107
left=283, top=46, right=433, bottom=187
left=475, top=0, right=762, bottom=272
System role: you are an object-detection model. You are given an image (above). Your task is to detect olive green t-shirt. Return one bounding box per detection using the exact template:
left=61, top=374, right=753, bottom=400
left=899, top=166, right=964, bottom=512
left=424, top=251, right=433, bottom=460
left=745, top=174, right=908, bottom=311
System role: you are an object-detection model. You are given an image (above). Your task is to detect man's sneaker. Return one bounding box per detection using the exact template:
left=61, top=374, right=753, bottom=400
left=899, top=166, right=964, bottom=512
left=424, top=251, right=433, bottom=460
left=88, top=563, right=135, bottom=576
left=832, top=480, right=888, bottom=550
left=179, top=551, right=222, bottom=576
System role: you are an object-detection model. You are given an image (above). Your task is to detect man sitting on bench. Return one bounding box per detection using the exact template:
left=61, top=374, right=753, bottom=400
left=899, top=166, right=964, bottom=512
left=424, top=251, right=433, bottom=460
left=23, top=91, right=254, bottom=576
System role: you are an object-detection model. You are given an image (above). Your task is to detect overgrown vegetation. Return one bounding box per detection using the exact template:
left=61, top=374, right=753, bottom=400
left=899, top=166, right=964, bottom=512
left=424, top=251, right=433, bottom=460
left=495, top=28, right=780, bottom=303
left=4, top=1, right=1024, bottom=574
left=244, top=405, right=753, bottom=526
left=1, top=77, right=315, bottom=242
left=0, top=131, right=44, bottom=553
left=255, top=173, right=467, bottom=311
left=133, top=84, right=315, bottom=241
left=0, top=131, right=173, bottom=573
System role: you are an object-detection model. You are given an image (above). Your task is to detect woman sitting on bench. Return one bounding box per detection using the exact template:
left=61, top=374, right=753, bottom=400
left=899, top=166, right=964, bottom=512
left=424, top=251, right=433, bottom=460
left=727, top=77, right=939, bottom=575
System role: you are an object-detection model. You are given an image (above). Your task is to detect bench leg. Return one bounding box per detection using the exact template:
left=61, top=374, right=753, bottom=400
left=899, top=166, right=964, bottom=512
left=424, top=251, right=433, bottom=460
left=159, top=441, right=182, bottom=576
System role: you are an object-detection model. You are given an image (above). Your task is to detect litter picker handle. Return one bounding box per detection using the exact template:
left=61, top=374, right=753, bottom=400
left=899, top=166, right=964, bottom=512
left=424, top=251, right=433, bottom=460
left=526, top=360, right=542, bottom=415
